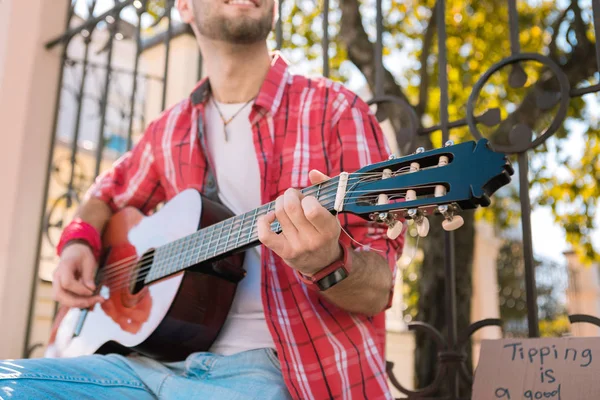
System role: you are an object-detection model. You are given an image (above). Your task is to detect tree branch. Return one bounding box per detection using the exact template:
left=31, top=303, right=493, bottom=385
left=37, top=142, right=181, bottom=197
left=548, top=4, right=571, bottom=60
left=416, top=1, right=438, bottom=118
left=338, top=0, right=423, bottom=155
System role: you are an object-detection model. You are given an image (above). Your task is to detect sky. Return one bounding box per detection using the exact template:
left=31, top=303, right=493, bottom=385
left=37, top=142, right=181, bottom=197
left=72, top=0, right=599, bottom=265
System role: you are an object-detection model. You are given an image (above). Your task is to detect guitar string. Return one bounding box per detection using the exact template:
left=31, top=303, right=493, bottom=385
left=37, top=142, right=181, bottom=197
left=95, top=168, right=409, bottom=281
left=91, top=170, right=391, bottom=278
left=95, top=165, right=436, bottom=287
left=94, top=164, right=428, bottom=280
left=97, top=197, right=349, bottom=293
left=96, top=191, right=406, bottom=292
left=96, top=174, right=433, bottom=287
left=100, top=193, right=410, bottom=294
left=95, top=175, right=347, bottom=281
left=96, top=171, right=411, bottom=284
left=97, top=187, right=381, bottom=286
left=98, top=186, right=436, bottom=294
left=86, top=160, right=444, bottom=287
left=97, top=177, right=428, bottom=288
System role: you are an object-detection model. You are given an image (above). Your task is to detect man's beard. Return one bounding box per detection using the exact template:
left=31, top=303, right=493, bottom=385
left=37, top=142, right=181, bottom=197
left=194, top=7, right=273, bottom=44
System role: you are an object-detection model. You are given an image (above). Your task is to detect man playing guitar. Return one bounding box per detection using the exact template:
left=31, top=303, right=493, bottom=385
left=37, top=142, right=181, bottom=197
left=0, top=0, right=404, bottom=398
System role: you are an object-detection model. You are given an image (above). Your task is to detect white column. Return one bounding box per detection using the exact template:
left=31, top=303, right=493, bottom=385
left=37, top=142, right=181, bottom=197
left=471, top=221, right=503, bottom=365
left=0, top=0, right=67, bottom=358
left=564, top=251, right=600, bottom=337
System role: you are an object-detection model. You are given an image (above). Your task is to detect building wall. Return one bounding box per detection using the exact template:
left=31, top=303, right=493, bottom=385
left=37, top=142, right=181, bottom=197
left=0, top=0, right=67, bottom=358
left=471, top=221, right=503, bottom=365
left=565, top=251, right=600, bottom=337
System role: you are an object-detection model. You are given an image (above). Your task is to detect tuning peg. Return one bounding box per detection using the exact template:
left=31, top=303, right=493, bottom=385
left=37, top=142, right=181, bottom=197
left=387, top=221, right=403, bottom=240
left=442, top=215, right=464, bottom=231
left=438, top=204, right=464, bottom=232
left=416, top=217, right=430, bottom=237
left=378, top=212, right=389, bottom=222
left=407, top=209, right=429, bottom=237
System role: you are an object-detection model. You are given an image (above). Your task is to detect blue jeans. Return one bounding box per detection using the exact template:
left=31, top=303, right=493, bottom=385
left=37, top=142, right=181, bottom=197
left=0, top=348, right=291, bottom=400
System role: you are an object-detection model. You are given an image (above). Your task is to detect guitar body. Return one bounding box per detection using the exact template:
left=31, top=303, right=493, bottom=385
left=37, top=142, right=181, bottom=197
left=45, top=189, right=245, bottom=361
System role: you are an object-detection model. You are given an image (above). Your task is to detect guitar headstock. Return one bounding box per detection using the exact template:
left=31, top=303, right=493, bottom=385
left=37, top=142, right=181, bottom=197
left=341, top=139, right=513, bottom=238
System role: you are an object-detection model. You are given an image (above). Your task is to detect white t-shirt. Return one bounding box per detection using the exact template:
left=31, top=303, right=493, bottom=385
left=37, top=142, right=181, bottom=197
left=204, top=98, right=275, bottom=355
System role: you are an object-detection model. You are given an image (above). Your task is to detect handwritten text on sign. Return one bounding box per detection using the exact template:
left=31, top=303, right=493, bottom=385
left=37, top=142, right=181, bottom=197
left=472, top=338, right=600, bottom=400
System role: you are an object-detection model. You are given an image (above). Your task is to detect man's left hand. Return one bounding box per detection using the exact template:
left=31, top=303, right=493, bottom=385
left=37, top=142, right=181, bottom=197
left=257, top=170, right=343, bottom=276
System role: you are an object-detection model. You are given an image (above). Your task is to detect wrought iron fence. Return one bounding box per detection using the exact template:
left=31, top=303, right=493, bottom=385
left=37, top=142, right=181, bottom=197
left=27, top=0, right=600, bottom=399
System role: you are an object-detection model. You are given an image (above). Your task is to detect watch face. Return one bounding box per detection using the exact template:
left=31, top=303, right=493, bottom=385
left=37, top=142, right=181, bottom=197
left=316, top=267, right=349, bottom=291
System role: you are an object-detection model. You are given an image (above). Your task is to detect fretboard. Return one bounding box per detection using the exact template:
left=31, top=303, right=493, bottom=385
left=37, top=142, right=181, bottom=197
left=144, top=176, right=342, bottom=284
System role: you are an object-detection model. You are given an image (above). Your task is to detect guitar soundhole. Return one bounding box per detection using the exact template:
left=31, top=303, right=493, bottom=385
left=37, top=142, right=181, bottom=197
left=130, top=249, right=155, bottom=295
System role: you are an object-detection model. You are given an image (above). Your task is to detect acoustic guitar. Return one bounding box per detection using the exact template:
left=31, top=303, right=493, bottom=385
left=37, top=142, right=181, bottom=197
left=46, top=139, right=513, bottom=361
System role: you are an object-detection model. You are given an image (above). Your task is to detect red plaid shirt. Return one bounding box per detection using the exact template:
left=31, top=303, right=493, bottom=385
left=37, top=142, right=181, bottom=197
left=89, top=53, right=404, bottom=399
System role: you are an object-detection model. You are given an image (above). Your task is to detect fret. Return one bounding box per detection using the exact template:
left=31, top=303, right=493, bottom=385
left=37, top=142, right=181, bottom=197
left=246, top=207, right=259, bottom=246
left=316, top=182, right=322, bottom=201
left=187, top=235, right=195, bottom=265
left=155, top=247, right=164, bottom=281
left=199, top=225, right=214, bottom=263
left=191, top=231, right=202, bottom=265
left=210, top=222, right=223, bottom=258
left=177, top=238, right=186, bottom=273
left=195, top=227, right=206, bottom=264
left=183, top=236, right=191, bottom=269
left=158, top=247, right=166, bottom=276
left=266, top=201, right=280, bottom=235
left=183, top=236, right=191, bottom=267
left=219, top=220, right=231, bottom=255
left=182, top=236, right=189, bottom=263
left=216, top=219, right=229, bottom=255
left=172, top=239, right=181, bottom=275
left=227, top=217, right=237, bottom=253
left=180, top=236, right=190, bottom=273
left=175, top=238, right=183, bottom=274
left=195, top=230, right=206, bottom=265
left=164, top=241, right=174, bottom=277
left=158, top=246, right=167, bottom=279
left=169, top=240, right=178, bottom=276
left=233, top=212, right=246, bottom=251
left=167, top=240, right=176, bottom=275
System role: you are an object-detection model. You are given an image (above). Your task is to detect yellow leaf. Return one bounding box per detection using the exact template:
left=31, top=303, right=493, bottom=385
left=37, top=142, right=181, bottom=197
left=448, top=68, right=459, bottom=82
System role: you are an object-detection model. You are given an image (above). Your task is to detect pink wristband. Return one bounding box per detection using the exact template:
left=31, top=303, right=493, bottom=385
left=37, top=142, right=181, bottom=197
left=56, top=218, right=102, bottom=260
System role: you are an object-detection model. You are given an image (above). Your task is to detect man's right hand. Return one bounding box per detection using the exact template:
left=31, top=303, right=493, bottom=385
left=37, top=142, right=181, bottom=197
left=52, top=242, right=105, bottom=309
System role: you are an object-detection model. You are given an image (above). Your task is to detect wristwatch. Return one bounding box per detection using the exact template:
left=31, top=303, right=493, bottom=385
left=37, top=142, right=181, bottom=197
left=297, top=241, right=352, bottom=291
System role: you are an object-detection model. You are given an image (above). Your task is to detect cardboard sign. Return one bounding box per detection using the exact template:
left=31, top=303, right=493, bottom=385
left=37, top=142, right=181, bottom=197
left=473, top=337, right=600, bottom=399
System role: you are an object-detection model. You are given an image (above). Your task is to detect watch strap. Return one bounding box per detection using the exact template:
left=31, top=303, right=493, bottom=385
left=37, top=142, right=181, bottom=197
left=297, top=241, right=352, bottom=291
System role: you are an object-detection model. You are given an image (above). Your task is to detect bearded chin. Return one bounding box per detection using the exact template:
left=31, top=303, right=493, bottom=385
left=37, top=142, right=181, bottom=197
left=197, top=12, right=273, bottom=44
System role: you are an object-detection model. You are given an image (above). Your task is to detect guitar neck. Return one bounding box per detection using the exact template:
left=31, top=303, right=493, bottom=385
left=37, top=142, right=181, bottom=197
left=144, top=176, right=343, bottom=284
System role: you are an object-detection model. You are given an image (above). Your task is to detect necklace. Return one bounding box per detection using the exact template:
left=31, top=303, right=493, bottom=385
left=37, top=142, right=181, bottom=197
left=210, top=96, right=256, bottom=141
